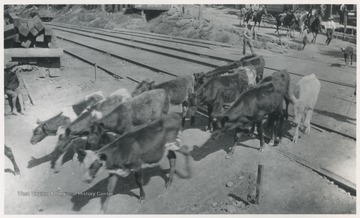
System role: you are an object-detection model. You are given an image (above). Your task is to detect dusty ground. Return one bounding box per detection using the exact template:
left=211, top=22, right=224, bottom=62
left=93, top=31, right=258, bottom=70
left=3, top=5, right=357, bottom=215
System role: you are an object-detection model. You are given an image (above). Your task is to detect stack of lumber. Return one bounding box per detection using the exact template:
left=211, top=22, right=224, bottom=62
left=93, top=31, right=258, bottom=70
left=4, top=13, right=56, bottom=49
left=4, top=12, right=62, bottom=68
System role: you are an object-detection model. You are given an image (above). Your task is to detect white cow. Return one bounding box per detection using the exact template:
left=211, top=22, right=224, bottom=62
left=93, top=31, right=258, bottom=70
left=291, top=74, right=321, bottom=143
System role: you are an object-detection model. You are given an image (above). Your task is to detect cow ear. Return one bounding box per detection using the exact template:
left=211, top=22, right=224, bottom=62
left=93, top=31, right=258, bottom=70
left=340, top=48, right=344, bottom=52
left=99, top=153, right=107, bottom=161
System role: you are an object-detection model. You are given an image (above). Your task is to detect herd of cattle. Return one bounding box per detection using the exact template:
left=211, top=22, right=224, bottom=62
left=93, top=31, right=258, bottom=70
left=5, top=55, right=322, bottom=213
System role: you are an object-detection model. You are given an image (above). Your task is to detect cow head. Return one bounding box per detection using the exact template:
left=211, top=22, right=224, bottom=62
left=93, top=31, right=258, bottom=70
left=211, top=116, right=230, bottom=139
left=185, top=93, right=199, bottom=118
left=30, top=120, right=49, bottom=145
left=194, top=72, right=206, bottom=89
left=77, top=149, right=106, bottom=183
left=86, top=123, right=108, bottom=150
left=131, top=79, right=155, bottom=97
left=55, top=128, right=79, bottom=152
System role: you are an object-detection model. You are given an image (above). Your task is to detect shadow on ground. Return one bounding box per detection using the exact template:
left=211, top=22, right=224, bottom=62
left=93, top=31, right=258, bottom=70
left=71, top=166, right=169, bottom=212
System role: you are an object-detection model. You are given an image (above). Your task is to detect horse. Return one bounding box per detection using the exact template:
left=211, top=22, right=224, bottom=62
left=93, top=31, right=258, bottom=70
left=308, top=16, right=322, bottom=43
left=295, top=11, right=310, bottom=38
left=244, top=5, right=269, bottom=31
left=275, top=11, right=298, bottom=38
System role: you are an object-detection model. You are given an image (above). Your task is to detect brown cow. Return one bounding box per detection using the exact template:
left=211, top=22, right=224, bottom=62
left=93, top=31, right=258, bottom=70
left=77, top=113, right=189, bottom=213
left=132, top=75, right=195, bottom=127
left=212, top=70, right=291, bottom=155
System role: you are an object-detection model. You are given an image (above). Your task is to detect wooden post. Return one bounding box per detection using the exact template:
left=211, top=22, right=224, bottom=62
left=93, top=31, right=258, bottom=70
left=255, top=164, right=264, bottom=204
left=343, top=11, right=347, bottom=39
left=21, top=77, right=36, bottom=105
left=198, top=4, right=203, bottom=27
left=94, top=63, right=97, bottom=81
left=330, top=5, right=333, bottom=17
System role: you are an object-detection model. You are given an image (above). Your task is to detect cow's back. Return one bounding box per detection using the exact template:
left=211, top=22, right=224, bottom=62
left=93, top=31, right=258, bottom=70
left=72, top=91, right=105, bottom=116
left=130, top=89, right=167, bottom=125
left=155, top=75, right=194, bottom=105
left=67, top=93, right=128, bottom=135
left=99, top=113, right=181, bottom=166
left=98, top=89, right=167, bottom=134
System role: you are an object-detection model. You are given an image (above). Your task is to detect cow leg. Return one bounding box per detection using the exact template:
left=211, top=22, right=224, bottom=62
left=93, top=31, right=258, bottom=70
left=135, top=169, right=145, bottom=202
left=304, top=109, right=313, bottom=135
left=225, top=128, right=241, bottom=159
left=249, top=123, right=256, bottom=137
left=257, top=121, right=264, bottom=152
left=190, top=115, right=195, bottom=127
left=292, top=121, right=301, bottom=143
left=274, top=113, right=284, bottom=145
left=100, top=174, right=118, bottom=213
left=166, top=150, right=176, bottom=188
left=4, top=145, right=20, bottom=176
left=181, top=100, right=189, bottom=128
left=207, top=104, right=213, bottom=131
left=351, top=54, right=353, bottom=65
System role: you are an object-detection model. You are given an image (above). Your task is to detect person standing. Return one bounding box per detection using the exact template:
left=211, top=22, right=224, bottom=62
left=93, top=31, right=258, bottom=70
left=339, top=4, right=346, bottom=24
left=4, top=62, right=26, bottom=115
left=325, top=17, right=336, bottom=45
left=243, top=23, right=256, bottom=56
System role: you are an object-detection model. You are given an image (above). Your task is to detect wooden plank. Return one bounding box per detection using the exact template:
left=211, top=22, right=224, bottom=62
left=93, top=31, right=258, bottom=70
left=14, top=33, right=20, bottom=43
left=36, top=34, right=44, bottom=42
left=19, top=23, right=29, bottom=37
left=27, top=18, right=34, bottom=30
left=5, top=48, right=63, bottom=58
left=45, top=27, right=53, bottom=36
left=21, top=40, right=32, bottom=48
left=33, top=15, right=45, bottom=32
left=4, top=24, right=16, bottom=39
left=29, top=27, right=39, bottom=37
left=255, top=165, right=264, bottom=204
left=275, top=149, right=356, bottom=196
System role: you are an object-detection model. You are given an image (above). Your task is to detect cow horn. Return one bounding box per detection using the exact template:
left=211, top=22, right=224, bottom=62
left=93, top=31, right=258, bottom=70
left=36, top=119, right=43, bottom=124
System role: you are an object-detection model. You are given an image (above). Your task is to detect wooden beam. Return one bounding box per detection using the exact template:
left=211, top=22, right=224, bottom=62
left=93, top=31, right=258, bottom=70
left=275, top=149, right=356, bottom=196
left=33, top=15, right=44, bottom=32
left=21, top=40, right=32, bottom=48
left=5, top=48, right=63, bottom=58
left=19, top=23, right=29, bottom=37
left=4, top=24, right=16, bottom=39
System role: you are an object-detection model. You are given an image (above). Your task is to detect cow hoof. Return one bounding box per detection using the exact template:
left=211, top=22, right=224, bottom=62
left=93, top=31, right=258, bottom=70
left=165, top=181, right=172, bottom=188
left=225, top=154, right=232, bottom=159
left=259, top=148, right=264, bottom=152
left=138, top=197, right=145, bottom=204
left=14, top=170, right=20, bottom=177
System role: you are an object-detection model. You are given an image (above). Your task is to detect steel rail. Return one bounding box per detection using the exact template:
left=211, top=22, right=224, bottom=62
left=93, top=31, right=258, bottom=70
left=52, top=24, right=355, bottom=89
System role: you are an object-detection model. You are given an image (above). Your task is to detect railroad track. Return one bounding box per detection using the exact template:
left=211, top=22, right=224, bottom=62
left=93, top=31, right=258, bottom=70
left=52, top=23, right=356, bottom=140
left=50, top=22, right=356, bottom=89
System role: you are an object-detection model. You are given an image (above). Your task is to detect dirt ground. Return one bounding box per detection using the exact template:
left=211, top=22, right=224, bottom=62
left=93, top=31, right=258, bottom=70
left=3, top=5, right=357, bottom=215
